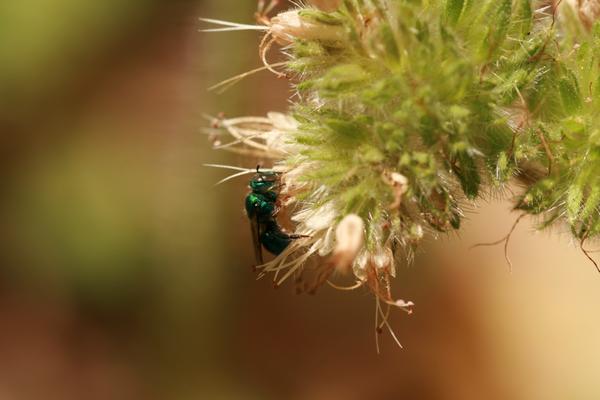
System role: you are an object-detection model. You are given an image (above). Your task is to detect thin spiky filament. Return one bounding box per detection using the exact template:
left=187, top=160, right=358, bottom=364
left=203, top=113, right=293, bottom=158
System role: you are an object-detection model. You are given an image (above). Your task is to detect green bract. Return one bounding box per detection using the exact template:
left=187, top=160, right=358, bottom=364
left=281, top=1, right=600, bottom=249
left=282, top=1, right=555, bottom=256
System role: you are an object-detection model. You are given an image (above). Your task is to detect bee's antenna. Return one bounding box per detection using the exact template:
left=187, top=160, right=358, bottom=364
left=203, top=163, right=254, bottom=172
left=214, top=170, right=258, bottom=186
left=256, top=165, right=261, bottom=174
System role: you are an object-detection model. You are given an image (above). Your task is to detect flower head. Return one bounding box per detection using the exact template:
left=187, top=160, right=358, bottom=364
left=206, top=0, right=600, bottom=347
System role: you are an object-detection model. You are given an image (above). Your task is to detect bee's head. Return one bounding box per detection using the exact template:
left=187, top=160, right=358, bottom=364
left=249, top=165, right=278, bottom=192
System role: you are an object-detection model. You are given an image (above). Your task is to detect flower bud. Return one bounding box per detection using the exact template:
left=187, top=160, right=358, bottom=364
left=383, top=171, right=409, bottom=210
left=270, top=10, right=345, bottom=45
left=328, top=214, right=364, bottom=274
left=372, top=246, right=395, bottom=277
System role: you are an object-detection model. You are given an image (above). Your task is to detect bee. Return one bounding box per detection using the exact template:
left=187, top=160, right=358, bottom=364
left=245, top=166, right=304, bottom=264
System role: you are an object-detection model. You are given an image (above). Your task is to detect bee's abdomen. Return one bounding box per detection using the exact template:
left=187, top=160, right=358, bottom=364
left=260, top=221, right=293, bottom=255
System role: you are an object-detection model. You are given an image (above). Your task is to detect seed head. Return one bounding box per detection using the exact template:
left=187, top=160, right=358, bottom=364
left=383, top=171, right=409, bottom=210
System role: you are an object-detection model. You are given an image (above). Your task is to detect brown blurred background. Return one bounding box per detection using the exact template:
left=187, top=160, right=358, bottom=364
left=0, top=1, right=599, bottom=399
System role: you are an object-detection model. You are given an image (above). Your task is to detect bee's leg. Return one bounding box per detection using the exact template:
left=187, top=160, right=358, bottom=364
left=288, top=233, right=311, bottom=239
left=274, top=192, right=290, bottom=210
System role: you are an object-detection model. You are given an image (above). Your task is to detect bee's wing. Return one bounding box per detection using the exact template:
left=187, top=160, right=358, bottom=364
left=249, top=214, right=264, bottom=266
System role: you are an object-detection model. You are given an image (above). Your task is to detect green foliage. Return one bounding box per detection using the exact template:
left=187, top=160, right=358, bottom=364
left=278, top=0, right=600, bottom=248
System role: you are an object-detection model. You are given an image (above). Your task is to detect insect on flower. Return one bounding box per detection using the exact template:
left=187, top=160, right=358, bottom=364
left=201, top=1, right=417, bottom=350
left=246, top=166, right=308, bottom=265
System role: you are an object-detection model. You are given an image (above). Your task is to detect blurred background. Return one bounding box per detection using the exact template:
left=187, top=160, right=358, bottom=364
left=0, top=0, right=599, bottom=399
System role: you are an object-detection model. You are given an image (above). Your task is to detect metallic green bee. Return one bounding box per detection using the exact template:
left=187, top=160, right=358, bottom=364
left=245, top=167, right=304, bottom=264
